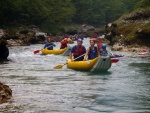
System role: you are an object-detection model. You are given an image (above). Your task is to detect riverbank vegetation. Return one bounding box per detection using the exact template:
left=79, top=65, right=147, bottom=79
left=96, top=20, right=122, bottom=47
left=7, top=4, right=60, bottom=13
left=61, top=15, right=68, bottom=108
left=0, top=0, right=150, bottom=47
left=111, top=0, right=150, bottom=47
left=0, top=0, right=141, bottom=32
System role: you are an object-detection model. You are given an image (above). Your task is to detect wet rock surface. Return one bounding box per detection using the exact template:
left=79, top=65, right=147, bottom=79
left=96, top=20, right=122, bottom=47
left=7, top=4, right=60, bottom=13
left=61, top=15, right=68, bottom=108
left=0, top=38, right=9, bottom=59
left=112, top=44, right=149, bottom=53
left=105, top=9, right=150, bottom=49
left=0, top=82, right=12, bottom=104
left=0, top=27, right=47, bottom=46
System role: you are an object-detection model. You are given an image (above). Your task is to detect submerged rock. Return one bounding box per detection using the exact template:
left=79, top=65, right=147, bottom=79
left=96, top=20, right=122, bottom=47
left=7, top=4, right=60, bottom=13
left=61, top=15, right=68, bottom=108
left=0, top=82, right=12, bottom=104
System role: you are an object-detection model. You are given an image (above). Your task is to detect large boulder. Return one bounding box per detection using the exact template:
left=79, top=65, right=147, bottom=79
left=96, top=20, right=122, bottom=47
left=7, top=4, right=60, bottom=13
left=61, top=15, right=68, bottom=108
left=112, top=9, right=150, bottom=48
left=62, top=24, right=101, bottom=37
left=1, top=26, right=47, bottom=46
left=79, top=24, right=101, bottom=37
left=0, top=38, right=9, bottom=59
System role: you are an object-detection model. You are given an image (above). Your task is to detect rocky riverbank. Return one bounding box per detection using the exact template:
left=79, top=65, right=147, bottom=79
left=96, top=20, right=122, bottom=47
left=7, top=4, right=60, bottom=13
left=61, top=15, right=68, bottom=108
left=0, top=24, right=102, bottom=46
left=0, top=26, right=47, bottom=46
left=0, top=24, right=103, bottom=59
left=105, top=8, right=150, bottom=52
left=0, top=82, right=12, bottom=104
left=112, top=44, right=149, bottom=53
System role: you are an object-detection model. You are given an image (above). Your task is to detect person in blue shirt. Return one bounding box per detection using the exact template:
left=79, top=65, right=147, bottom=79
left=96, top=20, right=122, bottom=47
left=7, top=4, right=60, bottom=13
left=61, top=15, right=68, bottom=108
left=44, top=38, right=56, bottom=50
left=83, top=38, right=100, bottom=60
left=69, top=38, right=86, bottom=61
left=100, top=44, right=114, bottom=57
left=100, top=44, right=108, bottom=55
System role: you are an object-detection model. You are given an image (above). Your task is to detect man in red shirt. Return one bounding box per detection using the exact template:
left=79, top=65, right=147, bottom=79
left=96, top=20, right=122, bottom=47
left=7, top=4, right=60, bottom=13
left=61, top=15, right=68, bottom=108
left=60, top=38, right=68, bottom=49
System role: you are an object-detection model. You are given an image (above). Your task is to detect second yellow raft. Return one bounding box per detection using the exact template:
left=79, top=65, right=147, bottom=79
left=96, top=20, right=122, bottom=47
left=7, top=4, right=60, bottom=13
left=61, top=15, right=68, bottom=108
left=41, top=47, right=67, bottom=55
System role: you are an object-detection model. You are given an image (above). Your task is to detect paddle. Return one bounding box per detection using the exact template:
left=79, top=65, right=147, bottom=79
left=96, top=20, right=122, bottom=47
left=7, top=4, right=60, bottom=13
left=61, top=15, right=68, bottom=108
left=111, top=58, right=119, bottom=63
left=33, top=45, right=55, bottom=54
left=107, top=50, right=114, bottom=57
left=34, top=50, right=41, bottom=54
left=53, top=54, right=85, bottom=69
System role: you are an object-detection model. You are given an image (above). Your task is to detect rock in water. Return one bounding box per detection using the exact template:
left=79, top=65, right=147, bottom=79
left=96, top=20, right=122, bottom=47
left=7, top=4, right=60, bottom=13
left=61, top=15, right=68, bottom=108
left=0, top=45, right=9, bottom=59
left=0, top=38, right=9, bottom=59
left=0, top=82, right=12, bottom=104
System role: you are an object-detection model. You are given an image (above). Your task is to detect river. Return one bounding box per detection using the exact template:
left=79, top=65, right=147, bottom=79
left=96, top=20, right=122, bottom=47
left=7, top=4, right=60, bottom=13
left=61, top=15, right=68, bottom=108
left=0, top=38, right=150, bottom=113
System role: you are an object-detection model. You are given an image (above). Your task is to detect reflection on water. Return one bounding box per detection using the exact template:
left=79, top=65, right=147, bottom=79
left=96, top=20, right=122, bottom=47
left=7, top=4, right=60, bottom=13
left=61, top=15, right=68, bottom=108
left=129, top=63, right=150, bottom=67
left=0, top=40, right=150, bottom=113
left=88, top=71, right=112, bottom=76
left=129, top=62, right=150, bottom=75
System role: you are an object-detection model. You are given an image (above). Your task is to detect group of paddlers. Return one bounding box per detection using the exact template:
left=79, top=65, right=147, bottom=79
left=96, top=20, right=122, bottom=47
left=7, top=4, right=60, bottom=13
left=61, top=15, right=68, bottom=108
left=43, top=33, right=111, bottom=61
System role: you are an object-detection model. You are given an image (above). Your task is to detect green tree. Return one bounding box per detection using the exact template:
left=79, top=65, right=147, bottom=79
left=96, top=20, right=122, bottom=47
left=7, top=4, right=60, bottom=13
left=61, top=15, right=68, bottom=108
left=41, top=0, right=76, bottom=32
left=136, top=0, right=150, bottom=8
left=72, top=0, right=128, bottom=26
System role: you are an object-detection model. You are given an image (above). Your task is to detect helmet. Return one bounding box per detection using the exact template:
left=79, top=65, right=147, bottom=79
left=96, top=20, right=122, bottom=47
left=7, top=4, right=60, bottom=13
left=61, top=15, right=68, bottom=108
left=102, top=44, right=106, bottom=49
left=77, top=38, right=83, bottom=43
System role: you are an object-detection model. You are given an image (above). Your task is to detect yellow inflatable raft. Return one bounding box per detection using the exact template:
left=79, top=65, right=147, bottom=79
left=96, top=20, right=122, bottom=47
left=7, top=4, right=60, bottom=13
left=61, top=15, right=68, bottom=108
left=66, top=56, right=111, bottom=71
left=41, top=47, right=67, bottom=55
left=67, top=57, right=98, bottom=70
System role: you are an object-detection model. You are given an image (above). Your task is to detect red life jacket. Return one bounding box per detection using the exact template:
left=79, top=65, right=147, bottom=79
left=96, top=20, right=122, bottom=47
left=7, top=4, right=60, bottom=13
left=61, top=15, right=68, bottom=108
left=60, top=40, right=67, bottom=49
left=73, top=45, right=84, bottom=56
left=97, top=42, right=102, bottom=50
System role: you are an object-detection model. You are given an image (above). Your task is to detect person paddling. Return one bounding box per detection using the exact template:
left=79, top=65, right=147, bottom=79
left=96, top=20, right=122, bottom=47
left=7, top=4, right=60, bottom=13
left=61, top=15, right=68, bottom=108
left=100, top=44, right=108, bottom=55
left=83, top=39, right=100, bottom=60
left=60, top=38, right=68, bottom=49
left=69, top=38, right=86, bottom=61
left=44, top=37, right=56, bottom=50
left=100, top=44, right=114, bottom=57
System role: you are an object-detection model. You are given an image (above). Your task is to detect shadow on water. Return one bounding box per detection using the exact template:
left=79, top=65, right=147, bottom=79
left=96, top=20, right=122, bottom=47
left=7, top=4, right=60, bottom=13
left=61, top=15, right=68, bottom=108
left=129, top=63, right=150, bottom=67
left=74, top=69, right=112, bottom=76
left=0, top=59, right=10, bottom=64
left=129, top=63, right=150, bottom=74
left=88, top=71, right=112, bottom=76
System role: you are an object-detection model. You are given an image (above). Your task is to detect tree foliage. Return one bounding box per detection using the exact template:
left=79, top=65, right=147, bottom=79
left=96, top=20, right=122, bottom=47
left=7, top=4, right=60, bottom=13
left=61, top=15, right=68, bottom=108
left=136, top=0, right=150, bottom=8
left=0, top=0, right=75, bottom=31
left=0, top=0, right=148, bottom=32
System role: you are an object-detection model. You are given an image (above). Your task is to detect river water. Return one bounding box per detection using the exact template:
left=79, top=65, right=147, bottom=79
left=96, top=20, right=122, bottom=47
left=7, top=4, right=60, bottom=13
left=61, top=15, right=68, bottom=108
left=0, top=38, right=150, bottom=113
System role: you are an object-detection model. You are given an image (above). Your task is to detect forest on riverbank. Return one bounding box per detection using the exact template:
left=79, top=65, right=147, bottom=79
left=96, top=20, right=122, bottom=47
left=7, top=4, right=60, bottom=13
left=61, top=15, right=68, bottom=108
left=0, top=0, right=150, bottom=48
left=0, top=0, right=147, bottom=32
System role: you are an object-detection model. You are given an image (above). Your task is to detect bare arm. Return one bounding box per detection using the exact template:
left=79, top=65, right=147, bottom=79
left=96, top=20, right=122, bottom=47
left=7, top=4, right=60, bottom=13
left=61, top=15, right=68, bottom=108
left=83, top=48, right=90, bottom=61
left=69, top=52, right=72, bottom=59
left=97, top=47, right=100, bottom=57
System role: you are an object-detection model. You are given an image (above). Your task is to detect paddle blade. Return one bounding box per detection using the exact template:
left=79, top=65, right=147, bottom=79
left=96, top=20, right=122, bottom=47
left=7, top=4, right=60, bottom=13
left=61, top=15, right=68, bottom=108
left=53, top=64, right=64, bottom=69
left=34, top=50, right=40, bottom=54
left=142, top=49, right=147, bottom=52
left=111, top=58, right=119, bottom=63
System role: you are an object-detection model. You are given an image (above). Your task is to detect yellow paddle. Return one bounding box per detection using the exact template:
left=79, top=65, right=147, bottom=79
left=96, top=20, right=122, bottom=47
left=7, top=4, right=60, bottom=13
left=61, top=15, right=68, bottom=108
left=53, top=54, right=85, bottom=69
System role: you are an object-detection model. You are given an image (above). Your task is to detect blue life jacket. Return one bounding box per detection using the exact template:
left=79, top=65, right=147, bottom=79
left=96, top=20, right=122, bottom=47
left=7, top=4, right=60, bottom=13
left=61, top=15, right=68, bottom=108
left=100, top=49, right=108, bottom=55
left=88, top=46, right=98, bottom=60
left=44, top=42, right=55, bottom=50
